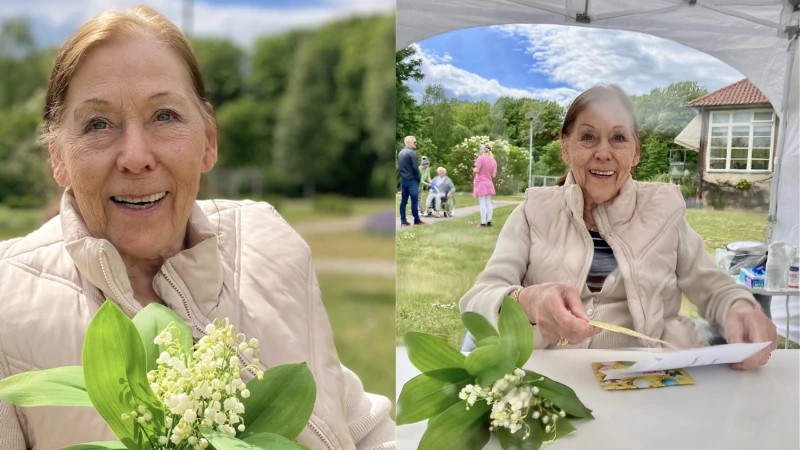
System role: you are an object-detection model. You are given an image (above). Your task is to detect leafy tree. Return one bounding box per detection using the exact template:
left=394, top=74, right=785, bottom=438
left=396, top=46, right=423, bottom=143
left=190, top=38, right=245, bottom=109
left=420, top=84, right=455, bottom=159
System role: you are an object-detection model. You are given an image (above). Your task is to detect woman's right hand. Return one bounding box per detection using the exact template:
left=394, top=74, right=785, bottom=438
left=516, top=283, right=601, bottom=346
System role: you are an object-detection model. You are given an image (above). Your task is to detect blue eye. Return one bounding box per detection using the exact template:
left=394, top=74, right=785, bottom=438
left=156, top=112, right=172, bottom=122
left=91, top=121, right=107, bottom=131
left=581, top=134, right=593, bottom=141
left=614, top=135, right=626, bottom=142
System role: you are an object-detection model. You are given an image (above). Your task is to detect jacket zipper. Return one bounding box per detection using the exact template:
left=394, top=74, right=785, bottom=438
left=159, top=270, right=337, bottom=450
left=160, top=267, right=206, bottom=335
left=99, top=246, right=141, bottom=315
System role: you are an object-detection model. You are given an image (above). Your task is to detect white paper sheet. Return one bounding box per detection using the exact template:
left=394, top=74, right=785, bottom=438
left=601, top=342, right=772, bottom=380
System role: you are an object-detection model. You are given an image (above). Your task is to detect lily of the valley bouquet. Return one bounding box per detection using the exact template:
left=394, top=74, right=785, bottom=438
left=0, top=301, right=316, bottom=449
left=397, top=298, right=593, bottom=450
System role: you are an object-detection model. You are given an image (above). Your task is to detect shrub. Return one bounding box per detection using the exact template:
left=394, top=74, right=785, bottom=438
left=313, top=194, right=353, bottom=215
left=736, top=179, right=753, bottom=190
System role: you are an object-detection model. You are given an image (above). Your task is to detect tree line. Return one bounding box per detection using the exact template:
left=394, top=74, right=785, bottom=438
left=0, top=14, right=394, bottom=208
left=396, top=45, right=706, bottom=195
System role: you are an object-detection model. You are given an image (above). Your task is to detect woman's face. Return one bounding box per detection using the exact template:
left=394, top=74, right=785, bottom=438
left=561, top=99, right=640, bottom=206
left=52, top=35, right=217, bottom=261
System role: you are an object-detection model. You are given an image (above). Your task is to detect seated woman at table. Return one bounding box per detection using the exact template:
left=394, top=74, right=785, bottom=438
left=0, top=6, right=393, bottom=449
left=460, top=84, right=776, bottom=370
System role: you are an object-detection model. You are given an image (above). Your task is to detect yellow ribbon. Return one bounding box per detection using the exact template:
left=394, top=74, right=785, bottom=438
left=587, top=320, right=677, bottom=349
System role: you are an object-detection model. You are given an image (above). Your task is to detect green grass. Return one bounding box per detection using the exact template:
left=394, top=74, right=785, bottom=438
left=304, top=231, right=395, bottom=261
left=0, top=206, right=41, bottom=240
left=319, top=274, right=395, bottom=414
left=396, top=206, right=798, bottom=349
left=280, top=199, right=389, bottom=225
left=396, top=191, right=523, bottom=218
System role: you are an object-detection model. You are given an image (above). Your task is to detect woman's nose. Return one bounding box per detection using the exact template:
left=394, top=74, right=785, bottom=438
left=116, top=124, right=156, bottom=173
left=594, top=141, right=613, bottom=161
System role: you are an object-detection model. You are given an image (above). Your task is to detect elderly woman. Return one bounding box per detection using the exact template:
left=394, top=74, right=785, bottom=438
left=0, top=7, right=393, bottom=450
left=461, top=84, right=777, bottom=370
left=425, top=167, right=456, bottom=218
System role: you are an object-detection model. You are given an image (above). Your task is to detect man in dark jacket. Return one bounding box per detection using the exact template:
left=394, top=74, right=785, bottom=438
left=398, top=136, right=425, bottom=226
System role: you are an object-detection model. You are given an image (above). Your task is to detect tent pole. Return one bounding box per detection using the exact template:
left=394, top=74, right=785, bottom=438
left=766, top=36, right=797, bottom=244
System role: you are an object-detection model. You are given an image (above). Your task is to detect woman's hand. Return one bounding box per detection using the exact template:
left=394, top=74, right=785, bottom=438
left=725, top=300, right=778, bottom=370
left=516, top=283, right=601, bottom=346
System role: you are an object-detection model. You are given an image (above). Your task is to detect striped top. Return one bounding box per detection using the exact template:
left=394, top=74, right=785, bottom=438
left=587, top=230, right=618, bottom=292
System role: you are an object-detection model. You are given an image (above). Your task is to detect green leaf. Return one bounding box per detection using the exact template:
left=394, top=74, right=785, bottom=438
left=475, top=336, right=500, bottom=348
left=464, top=344, right=518, bottom=386
left=498, top=297, right=533, bottom=367
left=82, top=301, right=165, bottom=448
left=461, top=312, right=499, bottom=341
left=524, top=371, right=593, bottom=419
left=404, top=332, right=466, bottom=372
left=536, top=416, right=576, bottom=442
left=242, top=431, right=309, bottom=449
left=418, top=400, right=491, bottom=450
left=61, top=442, right=127, bottom=450
left=0, top=366, right=91, bottom=407
left=239, top=363, right=316, bottom=441
left=201, top=427, right=305, bottom=449
left=396, top=368, right=472, bottom=425
left=496, top=426, right=543, bottom=450
left=132, top=303, right=194, bottom=373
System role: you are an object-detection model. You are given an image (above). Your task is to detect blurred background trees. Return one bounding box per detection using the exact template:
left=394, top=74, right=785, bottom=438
left=0, top=14, right=395, bottom=209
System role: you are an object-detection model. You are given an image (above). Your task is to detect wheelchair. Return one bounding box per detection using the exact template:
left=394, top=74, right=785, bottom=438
left=423, top=194, right=456, bottom=218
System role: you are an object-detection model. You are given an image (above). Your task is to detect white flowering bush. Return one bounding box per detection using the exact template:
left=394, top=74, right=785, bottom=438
left=397, top=298, right=593, bottom=450
left=0, top=301, right=316, bottom=450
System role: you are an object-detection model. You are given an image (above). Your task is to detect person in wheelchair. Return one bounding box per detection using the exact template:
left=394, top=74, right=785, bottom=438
left=424, top=167, right=456, bottom=218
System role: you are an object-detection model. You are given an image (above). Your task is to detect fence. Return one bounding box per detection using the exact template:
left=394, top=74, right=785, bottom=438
left=530, top=175, right=559, bottom=187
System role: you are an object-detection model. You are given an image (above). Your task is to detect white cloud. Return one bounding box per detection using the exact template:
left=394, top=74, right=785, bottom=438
left=0, top=0, right=394, bottom=47
left=409, top=43, right=581, bottom=106
left=494, top=24, right=744, bottom=96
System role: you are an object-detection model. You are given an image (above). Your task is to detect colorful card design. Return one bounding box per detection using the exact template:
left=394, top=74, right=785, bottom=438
left=592, top=362, right=696, bottom=390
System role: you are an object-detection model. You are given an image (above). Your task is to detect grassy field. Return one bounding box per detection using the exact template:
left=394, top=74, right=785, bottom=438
left=396, top=191, right=523, bottom=218
left=0, top=199, right=397, bottom=411
left=396, top=204, right=798, bottom=349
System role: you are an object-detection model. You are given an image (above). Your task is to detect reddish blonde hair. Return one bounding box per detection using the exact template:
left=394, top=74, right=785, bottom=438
left=42, top=6, right=213, bottom=141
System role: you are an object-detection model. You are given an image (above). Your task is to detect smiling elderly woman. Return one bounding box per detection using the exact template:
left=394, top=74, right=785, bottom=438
left=461, top=84, right=777, bottom=370
left=0, top=7, right=393, bottom=450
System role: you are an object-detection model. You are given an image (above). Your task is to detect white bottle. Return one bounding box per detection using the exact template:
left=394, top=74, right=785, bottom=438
left=789, top=256, right=799, bottom=290
left=766, top=242, right=792, bottom=291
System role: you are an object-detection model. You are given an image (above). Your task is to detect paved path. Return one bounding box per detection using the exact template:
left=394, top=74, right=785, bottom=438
left=396, top=201, right=521, bottom=230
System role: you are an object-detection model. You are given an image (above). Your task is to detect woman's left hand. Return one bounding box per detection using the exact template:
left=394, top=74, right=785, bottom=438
left=725, top=300, right=778, bottom=370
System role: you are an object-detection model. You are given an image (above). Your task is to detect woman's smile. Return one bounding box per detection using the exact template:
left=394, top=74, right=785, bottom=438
left=109, top=191, right=169, bottom=214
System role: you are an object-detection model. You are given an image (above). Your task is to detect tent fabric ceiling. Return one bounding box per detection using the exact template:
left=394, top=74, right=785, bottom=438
left=397, top=0, right=799, bottom=252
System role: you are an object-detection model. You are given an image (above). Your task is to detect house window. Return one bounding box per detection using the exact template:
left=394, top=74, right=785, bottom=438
left=707, top=110, right=773, bottom=172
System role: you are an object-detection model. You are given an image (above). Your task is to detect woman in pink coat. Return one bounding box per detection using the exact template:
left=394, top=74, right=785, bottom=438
left=473, top=144, right=498, bottom=227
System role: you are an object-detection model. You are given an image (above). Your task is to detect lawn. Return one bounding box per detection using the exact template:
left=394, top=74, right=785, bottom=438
left=396, top=204, right=798, bottom=349
left=396, top=191, right=523, bottom=218
left=303, top=230, right=395, bottom=261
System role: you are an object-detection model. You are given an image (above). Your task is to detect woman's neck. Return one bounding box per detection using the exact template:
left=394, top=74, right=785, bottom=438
left=118, top=231, right=188, bottom=306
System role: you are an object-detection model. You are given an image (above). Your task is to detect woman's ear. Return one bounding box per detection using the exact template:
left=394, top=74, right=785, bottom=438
left=49, top=141, right=71, bottom=187
left=561, top=136, right=571, bottom=165
left=633, top=138, right=642, bottom=167
left=201, top=103, right=218, bottom=173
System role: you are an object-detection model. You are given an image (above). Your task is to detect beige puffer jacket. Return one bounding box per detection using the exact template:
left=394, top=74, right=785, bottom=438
left=461, top=171, right=758, bottom=349
left=0, top=189, right=395, bottom=450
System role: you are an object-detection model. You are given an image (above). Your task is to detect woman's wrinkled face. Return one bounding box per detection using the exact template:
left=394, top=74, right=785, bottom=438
left=561, top=99, right=640, bottom=206
left=52, top=35, right=217, bottom=260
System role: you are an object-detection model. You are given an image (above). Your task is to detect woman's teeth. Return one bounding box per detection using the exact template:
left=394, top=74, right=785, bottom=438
left=111, top=192, right=167, bottom=208
left=589, top=170, right=615, bottom=177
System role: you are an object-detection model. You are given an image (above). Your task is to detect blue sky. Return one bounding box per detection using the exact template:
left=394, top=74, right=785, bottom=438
left=409, top=24, right=745, bottom=106
left=1, top=0, right=393, bottom=47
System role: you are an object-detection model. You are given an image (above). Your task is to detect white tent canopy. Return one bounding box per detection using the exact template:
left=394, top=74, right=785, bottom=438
left=397, top=0, right=799, bottom=340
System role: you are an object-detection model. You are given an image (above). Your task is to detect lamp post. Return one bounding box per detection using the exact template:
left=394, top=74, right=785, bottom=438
left=525, top=114, right=536, bottom=188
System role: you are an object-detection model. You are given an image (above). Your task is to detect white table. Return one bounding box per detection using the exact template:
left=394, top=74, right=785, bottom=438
left=396, top=347, right=800, bottom=450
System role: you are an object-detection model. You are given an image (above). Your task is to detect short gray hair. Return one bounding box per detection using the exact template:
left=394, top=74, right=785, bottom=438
left=437, top=167, right=446, bottom=173
left=404, top=136, right=416, bottom=146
